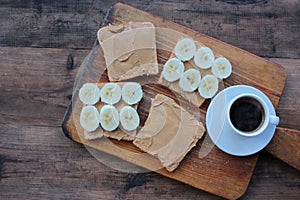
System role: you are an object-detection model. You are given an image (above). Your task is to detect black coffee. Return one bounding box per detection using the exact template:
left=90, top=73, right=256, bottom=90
left=229, top=97, right=264, bottom=132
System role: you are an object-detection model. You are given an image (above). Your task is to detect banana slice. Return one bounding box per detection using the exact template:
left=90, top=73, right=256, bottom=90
left=162, top=58, right=185, bottom=82
left=79, top=83, right=101, bottom=105
left=122, top=82, right=143, bottom=105
left=119, top=106, right=140, bottom=131
left=80, top=106, right=100, bottom=132
left=194, top=47, right=215, bottom=69
left=99, top=105, right=119, bottom=131
left=174, top=38, right=196, bottom=61
left=198, top=75, right=219, bottom=99
left=179, top=69, right=201, bottom=92
left=100, top=83, right=122, bottom=105
left=211, top=57, right=232, bottom=79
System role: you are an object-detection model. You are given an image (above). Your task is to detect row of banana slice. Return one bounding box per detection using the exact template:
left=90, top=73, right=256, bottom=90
left=162, top=38, right=232, bottom=99
left=78, top=82, right=142, bottom=132
left=80, top=104, right=140, bottom=132
left=79, top=82, right=143, bottom=105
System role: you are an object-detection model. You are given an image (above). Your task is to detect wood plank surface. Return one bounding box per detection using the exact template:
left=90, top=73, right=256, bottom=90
left=106, top=3, right=287, bottom=106
left=266, top=127, right=300, bottom=170
left=1, top=0, right=300, bottom=199
left=61, top=3, right=289, bottom=199
left=0, top=0, right=299, bottom=59
left=0, top=47, right=299, bottom=199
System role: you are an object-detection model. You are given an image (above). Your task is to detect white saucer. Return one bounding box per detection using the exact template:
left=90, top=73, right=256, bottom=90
left=206, top=85, right=277, bottom=156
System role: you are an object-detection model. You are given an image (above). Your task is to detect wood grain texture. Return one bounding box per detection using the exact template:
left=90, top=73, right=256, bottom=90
left=269, top=58, right=300, bottom=130
left=103, top=4, right=300, bottom=172
left=0, top=0, right=299, bottom=199
left=61, top=3, right=290, bottom=199
left=0, top=0, right=299, bottom=58
left=64, top=45, right=258, bottom=199
left=108, top=3, right=287, bottom=106
left=264, top=58, right=300, bottom=170
left=266, top=128, right=300, bottom=171
left=0, top=47, right=299, bottom=199
left=0, top=47, right=87, bottom=127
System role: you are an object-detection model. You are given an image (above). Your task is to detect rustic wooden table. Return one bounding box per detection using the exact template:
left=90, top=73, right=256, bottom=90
left=1, top=1, right=299, bottom=199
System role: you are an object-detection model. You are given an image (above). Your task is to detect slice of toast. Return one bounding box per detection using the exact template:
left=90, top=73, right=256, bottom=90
left=133, top=94, right=205, bottom=171
left=97, top=22, right=159, bottom=81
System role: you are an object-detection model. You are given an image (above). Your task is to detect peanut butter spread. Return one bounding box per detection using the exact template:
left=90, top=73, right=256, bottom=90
left=84, top=128, right=103, bottom=140
left=97, top=22, right=159, bottom=81
left=133, top=94, right=205, bottom=171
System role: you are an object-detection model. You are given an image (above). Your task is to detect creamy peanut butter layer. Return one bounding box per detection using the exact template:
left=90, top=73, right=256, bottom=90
left=84, top=128, right=104, bottom=140
left=97, top=22, right=159, bottom=81
left=133, top=94, right=205, bottom=171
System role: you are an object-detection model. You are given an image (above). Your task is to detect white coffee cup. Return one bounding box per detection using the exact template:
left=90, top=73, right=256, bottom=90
left=227, top=93, right=279, bottom=137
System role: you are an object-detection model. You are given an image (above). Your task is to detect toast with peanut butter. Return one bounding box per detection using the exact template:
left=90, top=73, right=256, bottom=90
left=97, top=22, right=159, bottom=81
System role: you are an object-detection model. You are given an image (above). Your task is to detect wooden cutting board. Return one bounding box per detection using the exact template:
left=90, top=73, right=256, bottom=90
left=62, top=3, right=288, bottom=199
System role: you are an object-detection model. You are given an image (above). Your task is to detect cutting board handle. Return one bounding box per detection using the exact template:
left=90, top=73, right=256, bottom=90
left=265, top=127, right=300, bottom=171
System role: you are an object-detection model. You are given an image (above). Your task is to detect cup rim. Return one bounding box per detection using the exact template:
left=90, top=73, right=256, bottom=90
left=227, top=93, right=270, bottom=137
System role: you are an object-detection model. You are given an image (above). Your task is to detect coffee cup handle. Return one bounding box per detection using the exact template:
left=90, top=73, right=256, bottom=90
left=270, top=115, right=279, bottom=125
